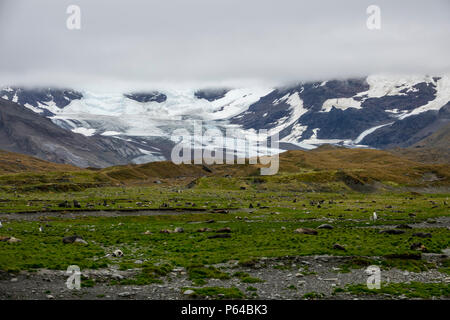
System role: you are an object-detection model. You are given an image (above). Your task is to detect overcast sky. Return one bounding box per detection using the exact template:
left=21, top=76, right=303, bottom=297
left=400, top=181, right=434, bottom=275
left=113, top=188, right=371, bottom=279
left=0, top=0, right=449, bottom=90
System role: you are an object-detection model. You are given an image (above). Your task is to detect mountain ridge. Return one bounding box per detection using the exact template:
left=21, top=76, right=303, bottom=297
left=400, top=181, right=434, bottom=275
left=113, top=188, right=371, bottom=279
left=1, top=74, right=449, bottom=167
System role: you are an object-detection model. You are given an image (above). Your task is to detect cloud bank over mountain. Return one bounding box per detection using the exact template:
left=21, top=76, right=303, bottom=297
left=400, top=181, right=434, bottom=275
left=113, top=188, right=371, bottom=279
left=0, top=0, right=449, bottom=89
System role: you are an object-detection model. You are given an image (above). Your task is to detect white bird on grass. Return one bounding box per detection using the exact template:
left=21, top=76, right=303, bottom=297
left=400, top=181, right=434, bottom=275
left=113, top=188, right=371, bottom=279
left=372, top=212, right=377, bottom=221
left=0, top=221, right=2, bottom=228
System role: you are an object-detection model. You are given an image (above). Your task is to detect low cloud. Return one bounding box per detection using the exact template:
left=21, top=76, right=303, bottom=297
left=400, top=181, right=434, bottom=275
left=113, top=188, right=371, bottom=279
left=0, top=0, right=449, bottom=90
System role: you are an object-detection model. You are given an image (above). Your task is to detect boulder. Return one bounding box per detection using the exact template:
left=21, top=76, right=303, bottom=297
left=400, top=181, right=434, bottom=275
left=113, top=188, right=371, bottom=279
left=294, top=228, right=318, bottom=235
left=379, top=229, right=405, bottom=235
left=74, top=238, right=88, bottom=245
left=208, top=234, right=231, bottom=239
left=216, top=227, right=232, bottom=233
left=318, top=224, right=333, bottom=230
left=63, top=235, right=85, bottom=244
left=58, top=201, right=71, bottom=208
left=413, top=232, right=432, bottom=238
left=333, top=244, right=346, bottom=251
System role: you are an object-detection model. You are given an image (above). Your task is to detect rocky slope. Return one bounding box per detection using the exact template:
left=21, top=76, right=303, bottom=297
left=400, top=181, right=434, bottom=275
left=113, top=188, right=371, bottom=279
left=0, top=98, right=146, bottom=167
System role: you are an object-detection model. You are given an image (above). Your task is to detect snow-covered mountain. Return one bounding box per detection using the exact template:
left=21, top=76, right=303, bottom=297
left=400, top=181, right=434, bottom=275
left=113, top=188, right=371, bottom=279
left=1, top=74, right=449, bottom=166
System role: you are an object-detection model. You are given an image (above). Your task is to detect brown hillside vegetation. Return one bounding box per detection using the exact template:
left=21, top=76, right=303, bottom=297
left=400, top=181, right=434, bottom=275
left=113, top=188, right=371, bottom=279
left=277, top=146, right=449, bottom=187
left=0, top=146, right=448, bottom=191
left=100, top=145, right=450, bottom=188
left=0, top=149, right=79, bottom=174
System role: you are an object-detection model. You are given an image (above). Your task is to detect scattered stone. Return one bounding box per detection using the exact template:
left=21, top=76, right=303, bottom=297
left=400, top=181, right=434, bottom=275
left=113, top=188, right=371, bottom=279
left=249, top=203, right=254, bottom=209
left=294, top=228, right=318, bottom=235
left=197, top=228, right=213, bottom=232
left=134, top=260, right=143, bottom=264
left=112, top=249, right=124, bottom=257
left=10, top=278, right=18, bottom=282
left=318, top=224, right=333, bottom=230
left=160, top=229, right=173, bottom=234
left=174, top=227, right=184, bottom=233
left=396, top=224, right=412, bottom=229
left=378, top=229, right=405, bottom=235
left=216, top=227, right=231, bottom=233
left=154, top=180, right=162, bottom=184
left=73, top=200, right=81, bottom=208
left=208, top=234, right=231, bottom=239
left=62, top=235, right=85, bottom=244
left=333, top=244, right=346, bottom=251
left=205, top=219, right=215, bottom=223
left=46, top=295, right=54, bottom=299
left=143, top=230, right=152, bottom=235
left=111, top=274, right=124, bottom=280
left=118, top=292, right=133, bottom=297
left=183, top=289, right=195, bottom=295
left=413, top=232, right=432, bottom=238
